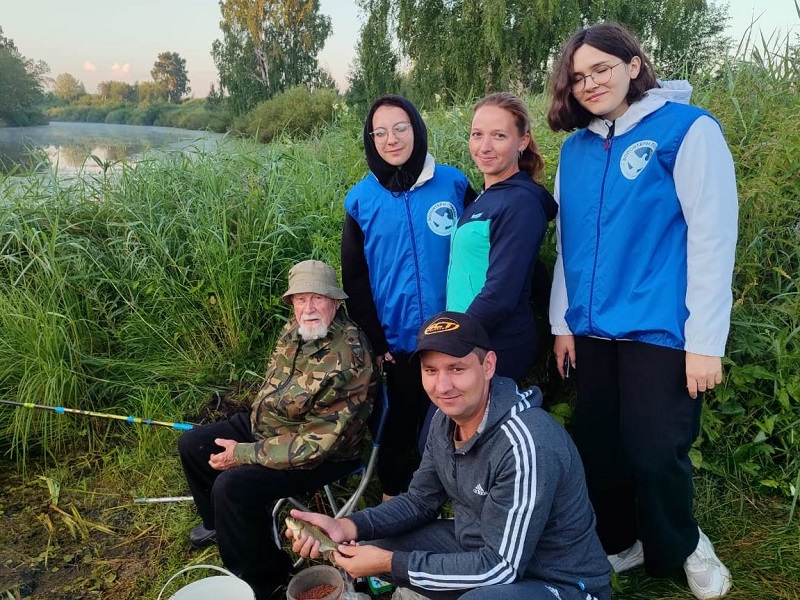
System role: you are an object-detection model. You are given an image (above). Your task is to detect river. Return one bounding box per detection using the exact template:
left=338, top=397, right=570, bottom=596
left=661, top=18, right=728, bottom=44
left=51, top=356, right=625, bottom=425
left=0, top=122, right=225, bottom=175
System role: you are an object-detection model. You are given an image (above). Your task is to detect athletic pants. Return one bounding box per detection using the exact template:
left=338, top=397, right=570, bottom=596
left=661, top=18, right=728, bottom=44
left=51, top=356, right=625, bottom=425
left=177, top=412, right=359, bottom=591
left=379, top=353, right=431, bottom=496
left=572, top=337, right=702, bottom=576
left=370, top=520, right=611, bottom=600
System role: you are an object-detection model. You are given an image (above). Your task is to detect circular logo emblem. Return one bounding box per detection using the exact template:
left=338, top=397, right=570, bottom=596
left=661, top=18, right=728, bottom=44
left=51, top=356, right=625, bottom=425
left=620, top=140, right=658, bottom=180
left=427, top=201, right=457, bottom=236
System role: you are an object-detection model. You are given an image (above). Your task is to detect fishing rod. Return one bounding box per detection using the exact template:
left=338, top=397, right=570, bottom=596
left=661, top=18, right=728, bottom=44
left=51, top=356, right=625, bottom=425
left=0, top=398, right=196, bottom=431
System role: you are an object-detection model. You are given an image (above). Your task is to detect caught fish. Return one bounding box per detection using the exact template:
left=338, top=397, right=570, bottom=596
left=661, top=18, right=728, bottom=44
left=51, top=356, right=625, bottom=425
left=285, top=516, right=339, bottom=560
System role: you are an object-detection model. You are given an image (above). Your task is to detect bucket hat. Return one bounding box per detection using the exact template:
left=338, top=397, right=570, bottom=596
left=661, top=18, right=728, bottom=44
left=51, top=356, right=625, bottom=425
left=282, top=260, right=348, bottom=304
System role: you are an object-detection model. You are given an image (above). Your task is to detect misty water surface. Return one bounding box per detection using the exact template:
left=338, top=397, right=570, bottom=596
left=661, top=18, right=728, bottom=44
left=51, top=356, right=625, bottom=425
left=0, top=122, right=225, bottom=175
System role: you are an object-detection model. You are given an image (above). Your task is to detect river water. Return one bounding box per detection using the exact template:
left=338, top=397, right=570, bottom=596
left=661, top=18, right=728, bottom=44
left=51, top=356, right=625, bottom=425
left=0, top=122, right=225, bottom=175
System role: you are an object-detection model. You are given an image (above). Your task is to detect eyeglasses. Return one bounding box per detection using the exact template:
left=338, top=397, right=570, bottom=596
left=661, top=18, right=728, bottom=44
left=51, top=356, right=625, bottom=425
left=370, top=121, right=412, bottom=144
left=571, top=62, right=625, bottom=92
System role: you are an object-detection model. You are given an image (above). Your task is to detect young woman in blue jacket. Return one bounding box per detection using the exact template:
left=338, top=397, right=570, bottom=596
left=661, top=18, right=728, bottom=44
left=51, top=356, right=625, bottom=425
left=446, top=92, right=557, bottom=383
left=547, top=22, right=738, bottom=600
left=341, top=94, right=474, bottom=498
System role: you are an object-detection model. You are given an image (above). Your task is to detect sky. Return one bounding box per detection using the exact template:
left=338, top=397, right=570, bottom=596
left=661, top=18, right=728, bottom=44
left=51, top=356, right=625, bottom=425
left=2, top=0, right=798, bottom=98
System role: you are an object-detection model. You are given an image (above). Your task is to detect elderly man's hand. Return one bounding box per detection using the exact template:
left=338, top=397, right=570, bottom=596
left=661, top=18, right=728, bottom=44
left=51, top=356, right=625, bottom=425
left=208, top=438, right=240, bottom=471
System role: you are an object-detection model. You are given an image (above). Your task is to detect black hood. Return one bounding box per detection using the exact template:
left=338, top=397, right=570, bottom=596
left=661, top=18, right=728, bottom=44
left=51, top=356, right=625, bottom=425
left=363, top=94, right=428, bottom=193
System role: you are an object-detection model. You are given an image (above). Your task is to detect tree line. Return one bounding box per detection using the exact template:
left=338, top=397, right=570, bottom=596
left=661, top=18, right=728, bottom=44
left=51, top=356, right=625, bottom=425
left=51, top=52, right=190, bottom=106
left=210, top=0, right=730, bottom=114
left=0, top=28, right=192, bottom=127
left=346, top=0, right=730, bottom=108
left=2, top=0, right=730, bottom=128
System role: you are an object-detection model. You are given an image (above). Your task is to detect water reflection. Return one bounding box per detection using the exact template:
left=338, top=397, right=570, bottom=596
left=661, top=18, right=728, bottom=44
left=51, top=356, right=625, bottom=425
left=0, top=122, right=224, bottom=175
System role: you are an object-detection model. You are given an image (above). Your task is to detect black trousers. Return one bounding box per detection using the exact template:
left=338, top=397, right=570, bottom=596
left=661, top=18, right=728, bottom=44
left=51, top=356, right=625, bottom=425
left=379, top=353, right=431, bottom=496
left=177, top=412, right=359, bottom=590
left=572, top=337, right=701, bottom=577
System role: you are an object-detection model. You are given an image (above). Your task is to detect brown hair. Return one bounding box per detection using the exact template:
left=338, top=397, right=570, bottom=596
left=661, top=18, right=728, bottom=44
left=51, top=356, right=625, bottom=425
left=547, top=22, right=658, bottom=132
left=474, top=92, right=544, bottom=183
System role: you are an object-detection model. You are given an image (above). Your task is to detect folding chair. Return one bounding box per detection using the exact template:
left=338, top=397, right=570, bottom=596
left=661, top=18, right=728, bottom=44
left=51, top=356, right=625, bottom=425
left=271, top=372, right=389, bottom=548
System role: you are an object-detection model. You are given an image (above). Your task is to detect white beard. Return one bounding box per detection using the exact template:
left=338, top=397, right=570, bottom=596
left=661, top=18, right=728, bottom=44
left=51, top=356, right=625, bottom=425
left=298, top=321, right=329, bottom=341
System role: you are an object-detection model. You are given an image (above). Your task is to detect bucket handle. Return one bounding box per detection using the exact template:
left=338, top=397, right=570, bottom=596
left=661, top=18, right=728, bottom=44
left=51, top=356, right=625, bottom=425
left=157, top=564, right=248, bottom=600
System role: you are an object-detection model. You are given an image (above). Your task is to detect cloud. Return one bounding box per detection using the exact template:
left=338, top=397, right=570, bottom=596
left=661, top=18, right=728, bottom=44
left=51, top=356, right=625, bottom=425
left=111, top=63, right=131, bottom=74
left=83, top=62, right=97, bottom=71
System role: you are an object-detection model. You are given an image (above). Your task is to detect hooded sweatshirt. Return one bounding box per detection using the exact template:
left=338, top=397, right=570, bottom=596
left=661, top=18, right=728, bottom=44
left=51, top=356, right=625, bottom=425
left=549, top=81, right=738, bottom=356
left=349, top=377, right=611, bottom=594
left=342, top=95, right=472, bottom=354
left=447, top=171, right=558, bottom=351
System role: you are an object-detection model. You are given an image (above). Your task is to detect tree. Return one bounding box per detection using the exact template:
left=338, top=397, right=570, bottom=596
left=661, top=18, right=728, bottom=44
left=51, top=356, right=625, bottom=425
left=137, top=81, right=168, bottom=104
left=97, top=80, right=136, bottom=103
left=347, top=0, right=402, bottom=109
left=0, top=26, right=49, bottom=126
left=641, top=0, right=731, bottom=78
left=151, top=51, right=191, bottom=103
left=212, top=0, right=332, bottom=114
left=212, top=19, right=268, bottom=115
left=379, top=0, right=730, bottom=105
left=53, top=73, right=86, bottom=103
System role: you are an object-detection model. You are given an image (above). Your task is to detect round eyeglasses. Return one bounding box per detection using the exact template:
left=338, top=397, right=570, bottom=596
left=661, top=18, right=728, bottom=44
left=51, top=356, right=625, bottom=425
left=370, top=121, right=412, bottom=144
left=571, top=62, right=624, bottom=93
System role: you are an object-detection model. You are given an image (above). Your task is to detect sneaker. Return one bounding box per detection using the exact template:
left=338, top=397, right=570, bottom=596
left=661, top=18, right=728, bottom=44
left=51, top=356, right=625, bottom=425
left=189, top=523, right=217, bottom=548
left=607, top=539, right=644, bottom=573
left=684, top=529, right=731, bottom=599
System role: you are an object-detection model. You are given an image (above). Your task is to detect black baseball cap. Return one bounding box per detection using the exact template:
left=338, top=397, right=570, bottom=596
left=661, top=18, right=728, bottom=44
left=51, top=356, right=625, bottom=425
left=413, top=311, right=491, bottom=358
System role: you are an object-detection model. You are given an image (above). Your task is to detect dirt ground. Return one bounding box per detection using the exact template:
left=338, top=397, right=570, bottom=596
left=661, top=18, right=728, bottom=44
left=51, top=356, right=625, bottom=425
left=0, top=388, right=254, bottom=599
left=0, top=465, right=163, bottom=599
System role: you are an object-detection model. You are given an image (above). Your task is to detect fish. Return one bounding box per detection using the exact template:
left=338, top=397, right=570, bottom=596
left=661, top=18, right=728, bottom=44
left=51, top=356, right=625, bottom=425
left=285, top=516, right=339, bottom=560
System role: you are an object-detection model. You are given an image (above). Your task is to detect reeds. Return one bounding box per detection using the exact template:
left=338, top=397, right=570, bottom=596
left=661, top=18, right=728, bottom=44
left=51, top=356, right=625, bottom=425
left=0, top=23, right=797, bottom=501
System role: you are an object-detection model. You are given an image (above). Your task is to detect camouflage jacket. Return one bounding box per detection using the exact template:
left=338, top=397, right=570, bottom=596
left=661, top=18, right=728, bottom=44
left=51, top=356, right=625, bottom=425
left=232, top=309, right=376, bottom=469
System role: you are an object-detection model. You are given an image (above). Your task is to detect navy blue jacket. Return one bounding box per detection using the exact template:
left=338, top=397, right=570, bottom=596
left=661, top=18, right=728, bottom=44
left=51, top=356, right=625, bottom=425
left=447, top=172, right=557, bottom=351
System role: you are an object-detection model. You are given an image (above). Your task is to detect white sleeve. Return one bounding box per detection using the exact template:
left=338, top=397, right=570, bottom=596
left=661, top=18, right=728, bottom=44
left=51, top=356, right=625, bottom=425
left=674, top=116, right=738, bottom=357
left=548, top=163, right=573, bottom=335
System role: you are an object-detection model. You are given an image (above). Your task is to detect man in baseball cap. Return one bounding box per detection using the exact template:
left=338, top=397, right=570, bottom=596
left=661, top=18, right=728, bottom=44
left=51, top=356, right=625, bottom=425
left=289, top=310, right=611, bottom=600
left=412, top=310, right=491, bottom=359
left=178, top=259, right=375, bottom=600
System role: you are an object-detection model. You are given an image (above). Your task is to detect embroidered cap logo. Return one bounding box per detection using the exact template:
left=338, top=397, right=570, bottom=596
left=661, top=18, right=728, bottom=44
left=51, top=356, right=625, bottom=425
left=424, top=318, right=461, bottom=335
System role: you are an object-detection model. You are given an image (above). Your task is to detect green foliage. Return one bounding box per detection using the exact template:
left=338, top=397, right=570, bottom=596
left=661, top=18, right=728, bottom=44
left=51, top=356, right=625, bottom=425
left=374, top=0, right=730, bottom=105
left=232, top=85, right=340, bottom=143
left=346, top=0, right=402, bottom=111
left=150, top=51, right=191, bottom=103
left=213, top=0, right=332, bottom=115
left=0, top=26, right=49, bottom=127
left=687, top=32, right=800, bottom=496
left=0, top=137, right=349, bottom=459
left=47, top=100, right=232, bottom=133
left=97, top=80, right=136, bottom=103
left=1, top=28, right=798, bottom=497
left=52, top=73, right=86, bottom=103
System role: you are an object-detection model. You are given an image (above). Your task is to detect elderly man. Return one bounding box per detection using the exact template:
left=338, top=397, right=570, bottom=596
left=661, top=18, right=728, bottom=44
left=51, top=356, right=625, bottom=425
left=290, top=311, right=611, bottom=600
left=178, top=259, right=375, bottom=600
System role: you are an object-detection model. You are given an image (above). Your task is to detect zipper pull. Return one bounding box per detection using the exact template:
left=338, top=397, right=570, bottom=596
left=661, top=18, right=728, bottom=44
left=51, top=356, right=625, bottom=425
left=604, top=120, right=615, bottom=150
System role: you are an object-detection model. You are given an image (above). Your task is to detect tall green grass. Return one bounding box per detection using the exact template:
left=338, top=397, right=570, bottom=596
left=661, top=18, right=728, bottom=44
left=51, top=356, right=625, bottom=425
left=0, top=30, right=798, bottom=501
left=0, top=133, right=360, bottom=462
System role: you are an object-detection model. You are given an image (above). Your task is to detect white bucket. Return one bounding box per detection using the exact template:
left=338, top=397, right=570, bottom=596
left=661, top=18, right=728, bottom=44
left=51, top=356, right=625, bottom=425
left=157, top=564, right=255, bottom=600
